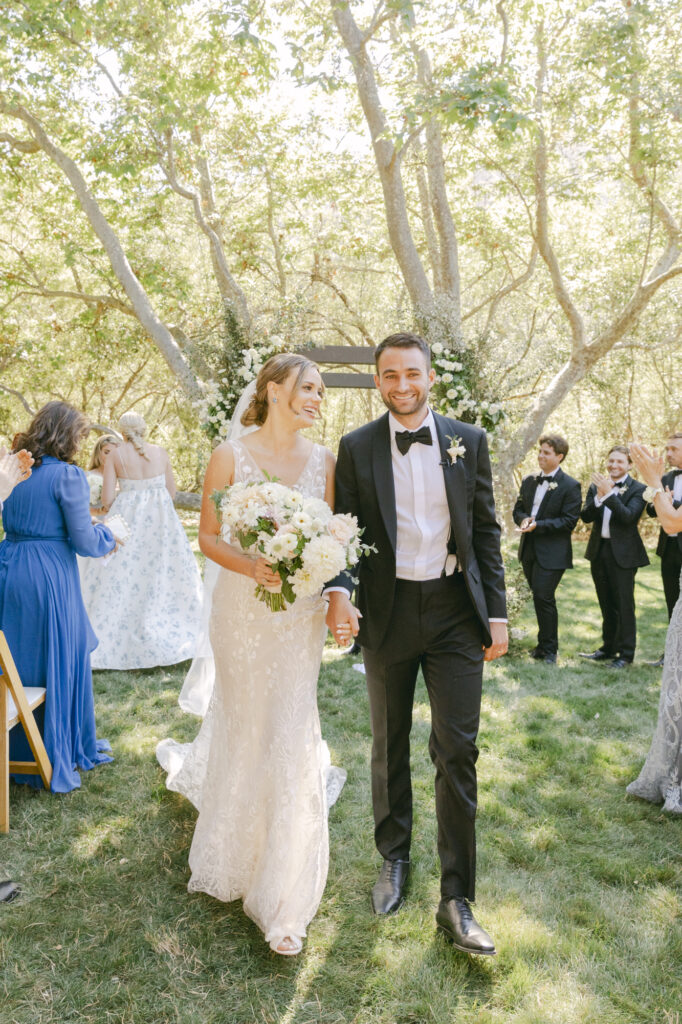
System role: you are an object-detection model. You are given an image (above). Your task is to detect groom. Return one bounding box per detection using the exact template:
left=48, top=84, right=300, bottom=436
left=326, top=332, right=507, bottom=956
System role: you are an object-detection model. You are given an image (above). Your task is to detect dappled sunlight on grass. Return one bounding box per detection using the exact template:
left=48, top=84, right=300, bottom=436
left=1, top=550, right=680, bottom=1022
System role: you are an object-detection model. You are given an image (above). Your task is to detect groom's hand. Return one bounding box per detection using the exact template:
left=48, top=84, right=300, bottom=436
left=483, top=621, right=508, bottom=662
left=326, top=591, right=361, bottom=646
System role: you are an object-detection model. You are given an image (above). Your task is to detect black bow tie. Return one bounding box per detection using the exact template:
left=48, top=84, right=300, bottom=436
left=536, top=474, right=554, bottom=484
left=671, top=469, right=682, bottom=477
left=395, top=426, right=433, bottom=456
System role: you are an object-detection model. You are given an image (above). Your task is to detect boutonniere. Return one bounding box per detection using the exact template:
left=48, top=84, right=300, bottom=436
left=547, top=481, right=558, bottom=491
left=616, top=483, right=629, bottom=495
left=445, top=434, right=466, bottom=465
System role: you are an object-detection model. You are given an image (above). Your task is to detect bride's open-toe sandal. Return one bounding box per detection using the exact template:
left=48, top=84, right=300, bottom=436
left=270, top=935, right=303, bottom=957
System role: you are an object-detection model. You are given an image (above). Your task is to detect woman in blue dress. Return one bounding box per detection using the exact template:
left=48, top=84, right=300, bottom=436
left=0, top=401, right=117, bottom=793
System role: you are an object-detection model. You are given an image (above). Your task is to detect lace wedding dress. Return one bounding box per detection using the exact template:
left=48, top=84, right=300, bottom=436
left=626, top=579, right=682, bottom=813
left=156, top=440, right=346, bottom=949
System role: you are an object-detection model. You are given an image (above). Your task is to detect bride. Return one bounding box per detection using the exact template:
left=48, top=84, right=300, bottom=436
left=157, top=353, right=348, bottom=956
left=627, top=442, right=682, bottom=813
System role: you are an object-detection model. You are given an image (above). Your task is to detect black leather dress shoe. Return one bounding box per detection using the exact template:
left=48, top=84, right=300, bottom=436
left=646, top=655, right=665, bottom=667
left=0, top=880, right=19, bottom=904
left=529, top=647, right=543, bottom=660
left=436, top=898, right=496, bottom=956
left=578, top=650, right=611, bottom=661
left=541, top=654, right=557, bottom=664
left=610, top=658, right=632, bottom=668
left=371, top=859, right=409, bottom=915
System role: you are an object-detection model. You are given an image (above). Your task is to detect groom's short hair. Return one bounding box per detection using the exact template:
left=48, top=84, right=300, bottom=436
left=375, top=332, right=431, bottom=369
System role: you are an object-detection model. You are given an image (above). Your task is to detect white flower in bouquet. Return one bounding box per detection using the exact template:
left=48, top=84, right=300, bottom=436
left=264, top=530, right=299, bottom=561
left=300, top=534, right=347, bottom=583
left=328, top=513, right=359, bottom=546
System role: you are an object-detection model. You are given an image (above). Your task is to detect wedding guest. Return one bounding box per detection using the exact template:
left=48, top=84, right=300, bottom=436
left=513, top=434, right=581, bottom=664
left=0, top=446, right=32, bottom=903
left=0, top=401, right=116, bottom=792
left=579, top=445, right=648, bottom=668
left=645, top=432, right=682, bottom=666
left=627, top=443, right=682, bottom=813
left=80, top=412, right=202, bottom=669
left=85, top=434, right=120, bottom=516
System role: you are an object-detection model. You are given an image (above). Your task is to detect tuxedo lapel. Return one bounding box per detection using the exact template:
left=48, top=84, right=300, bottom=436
left=535, top=467, right=564, bottom=519
left=372, top=413, right=397, bottom=552
left=433, top=414, right=468, bottom=551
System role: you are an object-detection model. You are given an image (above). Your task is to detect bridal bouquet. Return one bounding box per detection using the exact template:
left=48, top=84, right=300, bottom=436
left=213, top=479, right=370, bottom=611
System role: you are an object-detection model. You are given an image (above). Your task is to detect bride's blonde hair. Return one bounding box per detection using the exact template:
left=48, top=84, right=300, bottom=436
left=118, top=412, right=150, bottom=460
left=241, top=353, right=321, bottom=428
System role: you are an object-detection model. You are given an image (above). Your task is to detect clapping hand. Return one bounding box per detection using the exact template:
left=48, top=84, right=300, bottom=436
left=629, top=443, right=666, bottom=488
left=0, top=446, right=33, bottom=502
left=592, top=471, right=613, bottom=500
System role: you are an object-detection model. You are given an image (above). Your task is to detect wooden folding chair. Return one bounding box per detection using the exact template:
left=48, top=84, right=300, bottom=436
left=0, top=631, right=52, bottom=832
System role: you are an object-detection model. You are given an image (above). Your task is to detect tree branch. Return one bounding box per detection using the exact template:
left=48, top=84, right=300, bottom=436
left=532, top=25, right=586, bottom=354
left=0, top=98, right=204, bottom=404
left=0, top=383, right=35, bottom=416
left=329, top=0, right=437, bottom=328
left=157, top=128, right=252, bottom=330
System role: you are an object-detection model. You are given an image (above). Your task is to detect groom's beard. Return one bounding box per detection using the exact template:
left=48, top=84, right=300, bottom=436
left=382, top=391, right=429, bottom=418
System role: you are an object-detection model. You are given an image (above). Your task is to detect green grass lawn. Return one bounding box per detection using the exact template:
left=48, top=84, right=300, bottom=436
left=1, top=549, right=680, bottom=1023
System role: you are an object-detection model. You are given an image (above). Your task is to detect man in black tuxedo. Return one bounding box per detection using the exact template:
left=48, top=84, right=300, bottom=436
left=512, top=434, right=581, bottom=664
left=645, top=433, right=682, bottom=665
left=326, top=333, right=507, bottom=956
left=579, top=446, right=649, bottom=667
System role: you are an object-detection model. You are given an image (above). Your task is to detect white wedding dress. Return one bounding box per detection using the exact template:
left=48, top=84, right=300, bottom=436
left=80, top=475, right=203, bottom=669
left=627, top=574, right=682, bottom=813
left=156, top=440, right=345, bottom=949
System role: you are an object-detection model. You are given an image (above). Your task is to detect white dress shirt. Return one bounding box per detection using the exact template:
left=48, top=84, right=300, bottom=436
left=530, top=467, right=560, bottom=518
left=389, top=410, right=453, bottom=580
left=594, top=475, right=628, bottom=538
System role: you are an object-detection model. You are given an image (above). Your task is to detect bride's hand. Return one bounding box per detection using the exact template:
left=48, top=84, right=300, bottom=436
left=253, top=557, right=281, bottom=589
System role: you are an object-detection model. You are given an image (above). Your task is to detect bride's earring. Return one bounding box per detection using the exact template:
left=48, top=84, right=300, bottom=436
left=272, top=396, right=278, bottom=403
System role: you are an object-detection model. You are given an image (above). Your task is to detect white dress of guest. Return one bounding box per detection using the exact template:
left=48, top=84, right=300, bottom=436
left=80, top=433, right=202, bottom=670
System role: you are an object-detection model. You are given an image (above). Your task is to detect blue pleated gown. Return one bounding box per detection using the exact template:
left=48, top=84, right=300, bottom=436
left=0, top=456, right=115, bottom=792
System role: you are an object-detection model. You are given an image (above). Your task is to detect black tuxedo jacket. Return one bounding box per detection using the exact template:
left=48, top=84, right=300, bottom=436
left=331, top=411, right=507, bottom=651
left=645, top=469, right=682, bottom=557
left=512, top=468, right=581, bottom=570
left=581, top=477, right=649, bottom=569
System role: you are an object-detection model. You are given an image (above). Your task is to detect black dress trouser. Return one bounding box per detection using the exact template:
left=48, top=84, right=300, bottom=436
left=661, top=538, right=682, bottom=620
left=521, top=545, right=565, bottom=657
left=362, top=574, right=485, bottom=902
left=590, top=539, right=637, bottom=661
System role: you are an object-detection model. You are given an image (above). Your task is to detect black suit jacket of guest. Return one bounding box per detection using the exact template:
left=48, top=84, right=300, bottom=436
left=581, top=477, right=649, bottom=569
left=330, top=411, right=507, bottom=651
left=645, top=469, right=682, bottom=557
left=512, top=468, right=582, bottom=570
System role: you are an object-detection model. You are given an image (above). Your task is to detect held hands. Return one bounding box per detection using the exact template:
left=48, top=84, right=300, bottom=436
left=592, top=471, right=613, bottom=500
left=326, top=590, right=362, bottom=647
left=518, top=516, right=536, bottom=533
left=484, top=621, right=508, bottom=662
